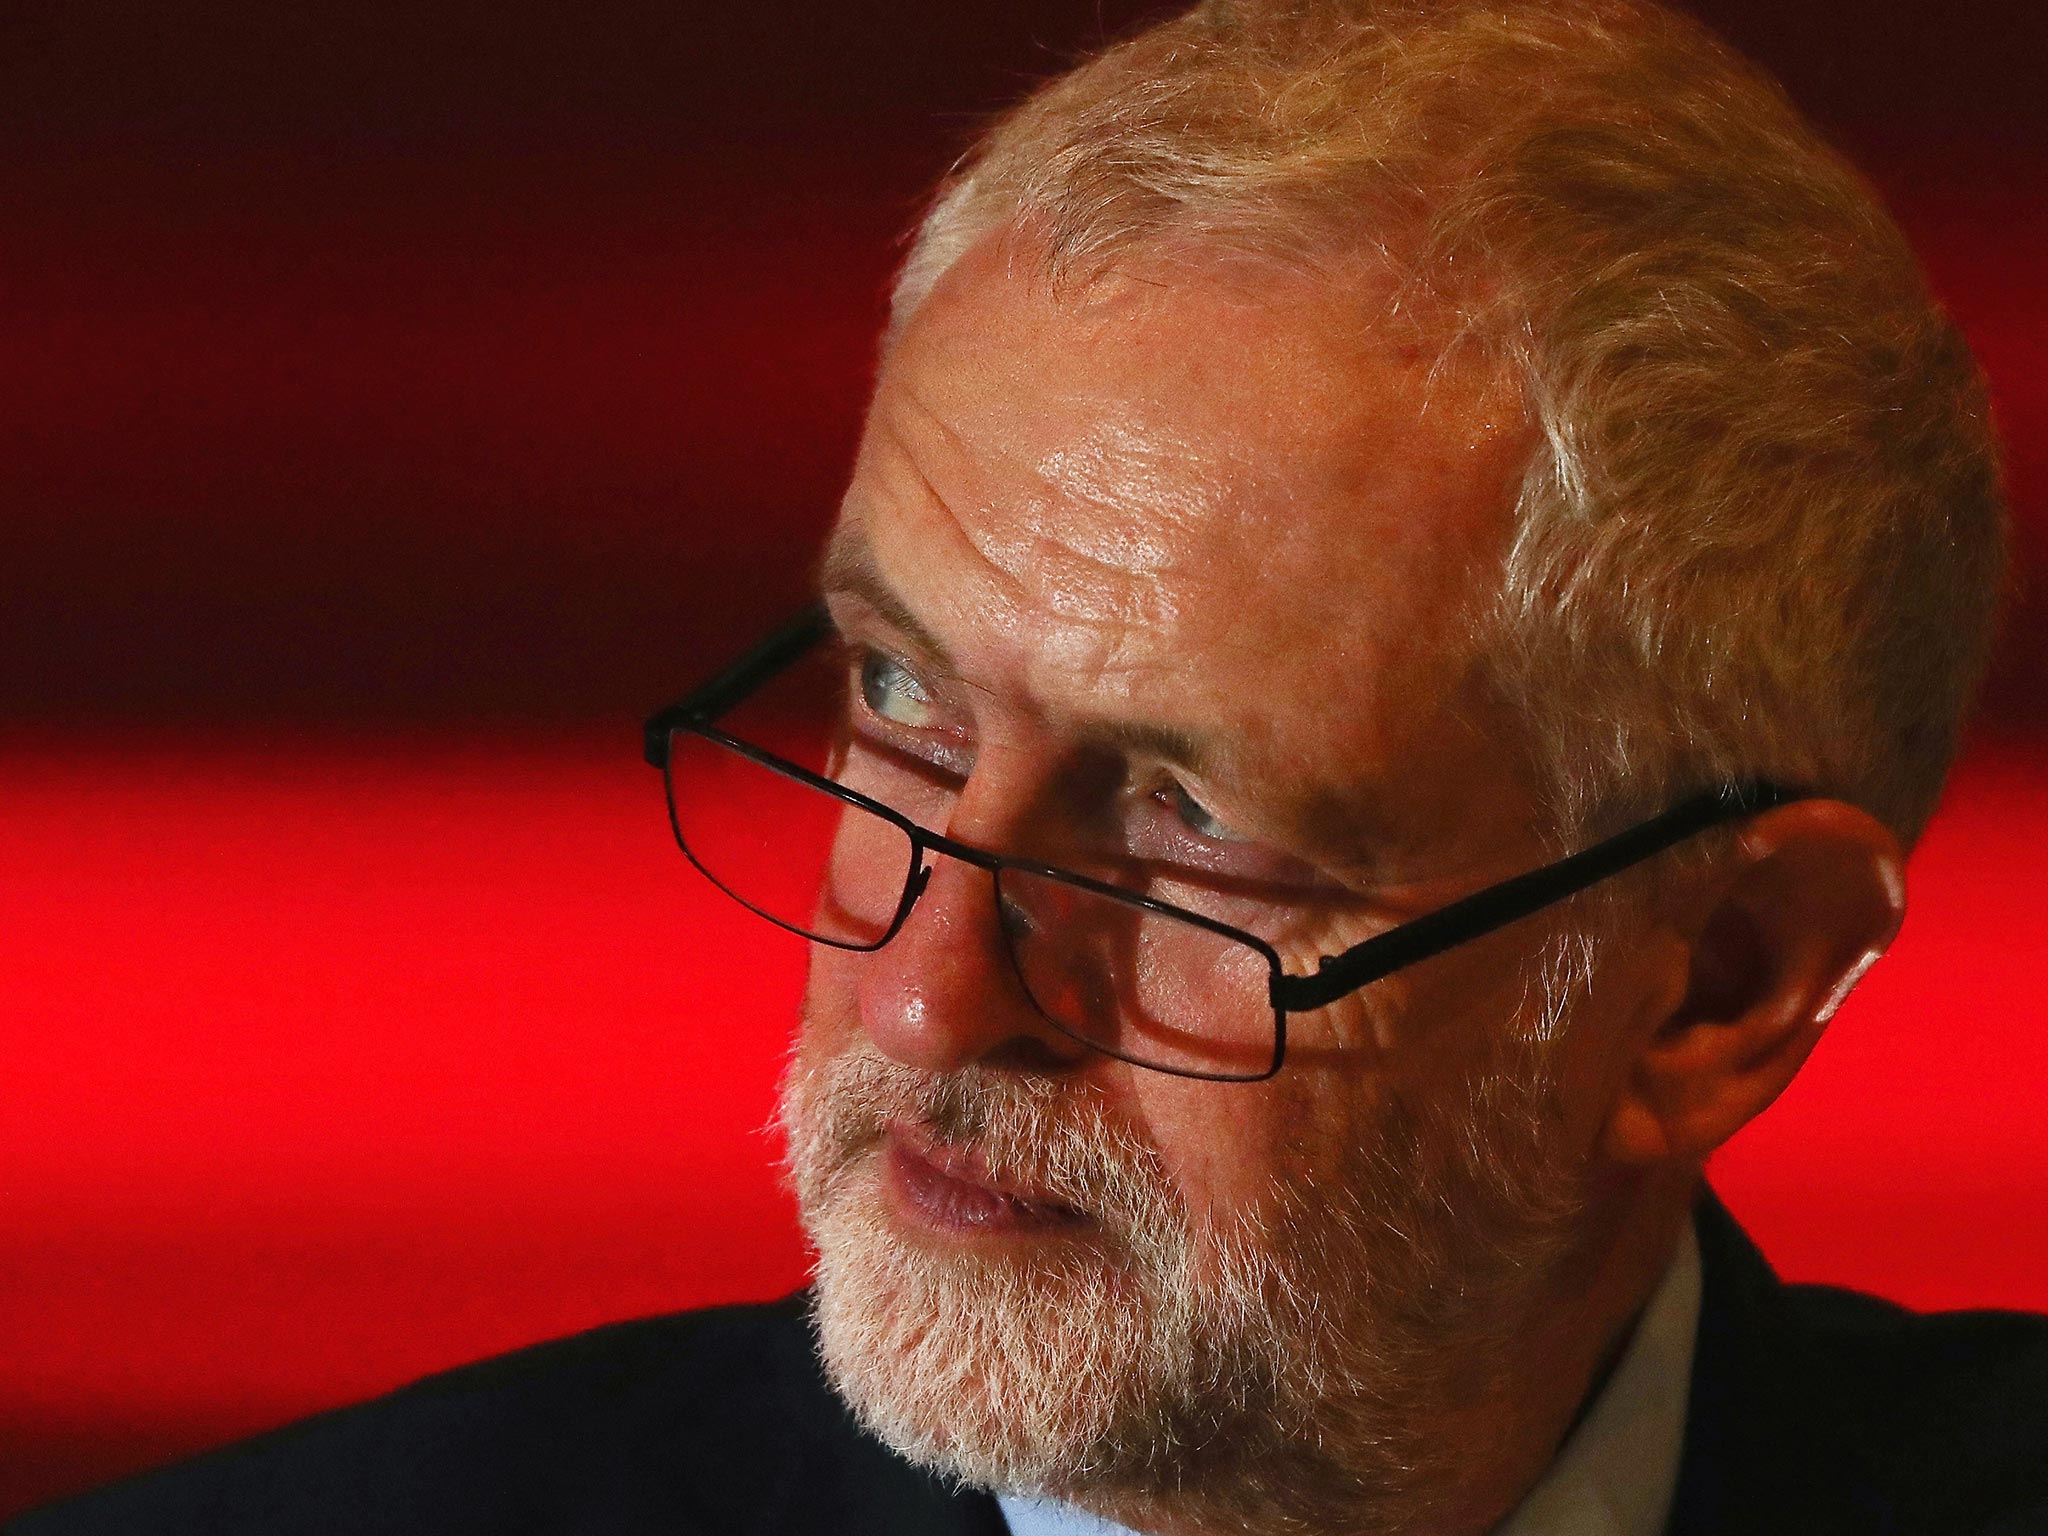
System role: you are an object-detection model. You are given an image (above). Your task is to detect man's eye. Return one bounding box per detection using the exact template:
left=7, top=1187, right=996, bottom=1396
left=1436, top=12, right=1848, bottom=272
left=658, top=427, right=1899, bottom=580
left=1160, top=779, right=1247, bottom=843
left=858, top=651, right=938, bottom=728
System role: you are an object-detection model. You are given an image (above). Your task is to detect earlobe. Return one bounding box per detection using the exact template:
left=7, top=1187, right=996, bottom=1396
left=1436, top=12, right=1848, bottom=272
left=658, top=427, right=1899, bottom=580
left=1601, top=799, right=1906, bottom=1168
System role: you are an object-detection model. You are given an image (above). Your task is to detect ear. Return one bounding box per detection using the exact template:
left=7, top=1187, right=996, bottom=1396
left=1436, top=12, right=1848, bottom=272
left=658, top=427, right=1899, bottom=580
left=1602, top=799, right=1906, bottom=1167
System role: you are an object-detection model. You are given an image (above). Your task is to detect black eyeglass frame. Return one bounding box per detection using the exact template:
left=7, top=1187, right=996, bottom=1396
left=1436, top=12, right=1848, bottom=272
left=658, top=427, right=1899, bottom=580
left=644, top=603, right=1805, bottom=1082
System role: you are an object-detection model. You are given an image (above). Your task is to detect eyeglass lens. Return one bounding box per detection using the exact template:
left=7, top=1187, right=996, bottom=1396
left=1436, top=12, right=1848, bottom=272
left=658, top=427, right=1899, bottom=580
left=665, top=727, right=913, bottom=948
left=664, top=724, right=1281, bottom=1080
left=993, top=864, right=1281, bottom=1078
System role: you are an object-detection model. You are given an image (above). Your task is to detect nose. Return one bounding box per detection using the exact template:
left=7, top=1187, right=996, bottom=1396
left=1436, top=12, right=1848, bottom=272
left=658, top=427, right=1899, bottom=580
left=855, top=844, right=1094, bottom=1079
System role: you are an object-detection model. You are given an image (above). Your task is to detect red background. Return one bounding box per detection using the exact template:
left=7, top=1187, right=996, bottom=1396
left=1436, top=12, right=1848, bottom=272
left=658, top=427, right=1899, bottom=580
left=2, top=0, right=2044, bottom=1518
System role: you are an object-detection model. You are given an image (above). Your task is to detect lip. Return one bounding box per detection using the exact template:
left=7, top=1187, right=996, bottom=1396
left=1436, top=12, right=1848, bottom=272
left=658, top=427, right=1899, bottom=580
left=881, top=1124, right=1086, bottom=1236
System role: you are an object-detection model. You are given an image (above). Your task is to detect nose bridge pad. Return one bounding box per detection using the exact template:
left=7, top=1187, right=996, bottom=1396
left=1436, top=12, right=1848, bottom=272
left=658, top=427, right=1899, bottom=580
left=903, top=847, right=1013, bottom=967
left=994, top=879, right=1037, bottom=947
left=989, top=869, right=1081, bottom=1056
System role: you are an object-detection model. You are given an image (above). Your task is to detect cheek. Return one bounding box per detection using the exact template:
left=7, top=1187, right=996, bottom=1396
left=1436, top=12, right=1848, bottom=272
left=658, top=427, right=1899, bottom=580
left=798, top=945, right=866, bottom=1066
left=1115, top=1069, right=1376, bottom=1234
left=1269, top=916, right=1430, bottom=1063
left=1267, top=928, right=1428, bottom=1069
left=1281, top=920, right=1554, bottom=1092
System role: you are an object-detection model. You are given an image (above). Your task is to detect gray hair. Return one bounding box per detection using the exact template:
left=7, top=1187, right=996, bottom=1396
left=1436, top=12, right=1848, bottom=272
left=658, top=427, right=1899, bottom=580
left=887, top=0, right=2006, bottom=852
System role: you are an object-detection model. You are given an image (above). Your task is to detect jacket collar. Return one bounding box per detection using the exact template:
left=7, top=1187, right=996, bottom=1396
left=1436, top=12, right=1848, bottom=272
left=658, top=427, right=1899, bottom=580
left=1665, top=1187, right=1899, bottom=1536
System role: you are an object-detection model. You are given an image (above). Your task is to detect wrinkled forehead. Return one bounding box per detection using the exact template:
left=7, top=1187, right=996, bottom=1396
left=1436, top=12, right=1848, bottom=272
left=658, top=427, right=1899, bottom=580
left=836, top=232, right=1532, bottom=781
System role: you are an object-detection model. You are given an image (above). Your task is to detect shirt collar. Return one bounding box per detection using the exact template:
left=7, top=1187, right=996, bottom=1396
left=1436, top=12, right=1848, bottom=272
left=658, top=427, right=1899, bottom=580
left=1493, top=1220, right=1702, bottom=1536
left=996, top=1226, right=1702, bottom=1536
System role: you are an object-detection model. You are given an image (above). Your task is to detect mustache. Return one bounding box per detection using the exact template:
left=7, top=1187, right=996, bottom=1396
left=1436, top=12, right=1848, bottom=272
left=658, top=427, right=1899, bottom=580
left=781, top=1048, right=1184, bottom=1240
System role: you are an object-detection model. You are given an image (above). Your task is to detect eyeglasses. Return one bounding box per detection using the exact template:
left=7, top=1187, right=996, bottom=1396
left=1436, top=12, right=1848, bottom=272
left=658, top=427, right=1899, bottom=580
left=643, top=604, right=1800, bottom=1082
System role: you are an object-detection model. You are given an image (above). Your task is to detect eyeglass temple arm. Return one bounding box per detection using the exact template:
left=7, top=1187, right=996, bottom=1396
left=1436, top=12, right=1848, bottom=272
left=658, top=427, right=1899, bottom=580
left=643, top=602, right=833, bottom=768
left=1270, top=780, right=1804, bottom=1014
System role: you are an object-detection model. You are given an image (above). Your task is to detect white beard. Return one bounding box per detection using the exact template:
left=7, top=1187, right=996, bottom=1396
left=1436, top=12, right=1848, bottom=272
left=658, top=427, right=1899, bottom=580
left=779, top=1039, right=1583, bottom=1536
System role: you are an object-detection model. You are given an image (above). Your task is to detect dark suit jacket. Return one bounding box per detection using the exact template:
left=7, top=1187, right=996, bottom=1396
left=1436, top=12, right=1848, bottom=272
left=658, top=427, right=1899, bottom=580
left=12, top=1193, right=2048, bottom=1535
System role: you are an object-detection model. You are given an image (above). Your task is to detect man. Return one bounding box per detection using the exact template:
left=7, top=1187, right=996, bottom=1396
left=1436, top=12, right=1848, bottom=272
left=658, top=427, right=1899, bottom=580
left=15, top=0, right=2043, bottom=1533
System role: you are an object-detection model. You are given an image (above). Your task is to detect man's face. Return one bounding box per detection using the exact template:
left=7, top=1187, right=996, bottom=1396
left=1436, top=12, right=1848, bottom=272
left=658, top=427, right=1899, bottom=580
left=780, top=236, right=1627, bottom=1526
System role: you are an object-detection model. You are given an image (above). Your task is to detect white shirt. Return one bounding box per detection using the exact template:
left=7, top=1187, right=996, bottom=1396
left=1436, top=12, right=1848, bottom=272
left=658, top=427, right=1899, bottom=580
left=997, top=1225, right=1703, bottom=1536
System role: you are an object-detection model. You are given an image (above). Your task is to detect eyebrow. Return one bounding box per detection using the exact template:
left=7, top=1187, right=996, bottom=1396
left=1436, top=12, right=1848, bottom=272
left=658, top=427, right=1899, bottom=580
left=1086, top=719, right=1213, bottom=776
left=819, top=529, right=956, bottom=671
left=818, top=528, right=1217, bottom=778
